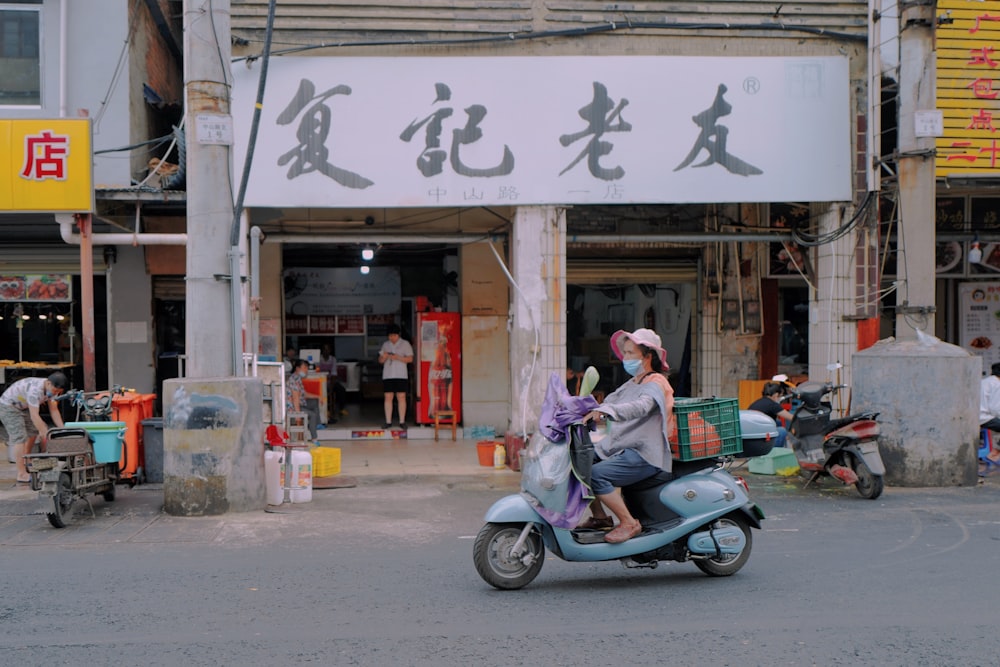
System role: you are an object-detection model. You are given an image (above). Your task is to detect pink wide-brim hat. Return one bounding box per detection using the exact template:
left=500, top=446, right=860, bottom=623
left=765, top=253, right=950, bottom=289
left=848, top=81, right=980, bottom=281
left=610, top=328, right=668, bottom=369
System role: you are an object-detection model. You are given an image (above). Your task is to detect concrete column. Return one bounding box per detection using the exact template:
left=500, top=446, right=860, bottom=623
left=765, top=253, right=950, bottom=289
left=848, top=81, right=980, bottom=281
left=810, top=202, right=860, bottom=398
left=162, top=377, right=265, bottom=515
left=894, top=0, right=936, bottom=340
left=509, top=206, right=566, bottom=436
left=853, top=341, right=979, bottom=486
left=183, top=0, right=234, bottom=377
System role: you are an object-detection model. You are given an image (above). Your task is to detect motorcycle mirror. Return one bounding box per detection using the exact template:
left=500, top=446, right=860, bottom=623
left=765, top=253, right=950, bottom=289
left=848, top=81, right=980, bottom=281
left=771, top=374, right=788, bottom=382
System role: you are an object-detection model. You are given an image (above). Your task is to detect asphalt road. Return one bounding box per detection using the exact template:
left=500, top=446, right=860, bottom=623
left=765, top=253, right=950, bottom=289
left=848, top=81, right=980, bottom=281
left=2, top=475, right=999, bottom=665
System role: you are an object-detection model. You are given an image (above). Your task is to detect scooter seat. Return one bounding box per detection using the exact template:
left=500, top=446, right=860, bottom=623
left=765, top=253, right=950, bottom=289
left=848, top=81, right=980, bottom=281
left=824, top=412, right=878, bottom=435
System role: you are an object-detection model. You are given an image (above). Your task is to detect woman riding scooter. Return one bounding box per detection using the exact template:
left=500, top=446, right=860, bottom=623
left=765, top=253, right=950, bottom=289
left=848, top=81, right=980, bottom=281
left=579, top=328, right=674, bottom=544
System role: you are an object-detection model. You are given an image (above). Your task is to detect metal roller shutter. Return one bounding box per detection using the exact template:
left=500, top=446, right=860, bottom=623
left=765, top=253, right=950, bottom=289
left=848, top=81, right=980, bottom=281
left=152, top=276, right=186, bottom=300
left=566, top=260, right=698, bottom=284
left=0, top=245, right=105, bottom=274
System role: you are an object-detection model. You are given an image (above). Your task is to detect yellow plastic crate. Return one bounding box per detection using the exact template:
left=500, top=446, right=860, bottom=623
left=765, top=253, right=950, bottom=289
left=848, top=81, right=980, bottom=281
left=311, top=446, right=341, bottom=477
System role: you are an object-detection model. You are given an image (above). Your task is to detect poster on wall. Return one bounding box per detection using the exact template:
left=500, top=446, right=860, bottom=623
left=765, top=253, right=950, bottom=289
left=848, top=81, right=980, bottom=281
left=283, top=267, right=401, bottom=315
left=0, top=274, right=72, bottom=302
left=959, top=282, right=1000, bottom=374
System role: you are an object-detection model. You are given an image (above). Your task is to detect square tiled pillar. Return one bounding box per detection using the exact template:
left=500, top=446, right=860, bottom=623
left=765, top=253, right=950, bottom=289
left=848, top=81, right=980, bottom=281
left=509, top=205, right=567, bottom=434
left=810, top=202, right=859, bottom=399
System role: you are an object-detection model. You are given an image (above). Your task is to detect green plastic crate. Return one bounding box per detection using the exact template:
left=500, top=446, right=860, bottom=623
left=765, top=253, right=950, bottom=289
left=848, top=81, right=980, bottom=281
left=671, top=397, right=741, bottom=461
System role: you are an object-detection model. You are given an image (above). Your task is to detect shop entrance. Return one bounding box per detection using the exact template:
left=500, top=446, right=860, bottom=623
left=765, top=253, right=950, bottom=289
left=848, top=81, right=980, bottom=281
left=280, top=242, right=459, bottom=429
left=567, top=281, right=696, bottom=399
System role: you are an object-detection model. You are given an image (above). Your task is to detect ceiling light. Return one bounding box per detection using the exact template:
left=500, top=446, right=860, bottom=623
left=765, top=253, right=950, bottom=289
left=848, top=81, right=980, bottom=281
left=361, top=247, right=374, bottom=261
left=360, top=265, right=371, bottom=275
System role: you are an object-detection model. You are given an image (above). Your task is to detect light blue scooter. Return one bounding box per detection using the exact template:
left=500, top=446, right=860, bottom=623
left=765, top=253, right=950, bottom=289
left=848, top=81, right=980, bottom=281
left=473, top=411, right=775, bottom=590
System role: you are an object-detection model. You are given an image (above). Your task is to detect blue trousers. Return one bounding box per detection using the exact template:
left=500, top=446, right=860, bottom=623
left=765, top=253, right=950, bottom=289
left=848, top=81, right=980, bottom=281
left=590, top=449, right=660, bottom=495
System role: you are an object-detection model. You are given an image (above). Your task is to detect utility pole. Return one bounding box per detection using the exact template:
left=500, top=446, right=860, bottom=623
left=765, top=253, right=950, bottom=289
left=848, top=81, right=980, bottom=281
left=183, top=0, right=234, bottom=377
left=895, top=0, right=937, bottom=340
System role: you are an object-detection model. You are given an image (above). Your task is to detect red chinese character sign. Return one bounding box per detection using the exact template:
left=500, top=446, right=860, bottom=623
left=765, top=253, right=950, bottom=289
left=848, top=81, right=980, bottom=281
left=0, top=119, right=93, bottom=212
left=937, top=2, right=1000, bottom=176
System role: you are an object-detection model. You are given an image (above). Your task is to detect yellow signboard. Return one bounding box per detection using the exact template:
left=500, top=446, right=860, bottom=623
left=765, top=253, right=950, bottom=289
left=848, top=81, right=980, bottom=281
left=0, top=119, right=93, bottom=212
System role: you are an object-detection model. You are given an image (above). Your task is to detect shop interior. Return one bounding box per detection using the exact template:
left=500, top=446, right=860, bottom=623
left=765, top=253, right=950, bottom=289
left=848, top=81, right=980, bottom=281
left=280, top=242, right=459, bottom=427
left=0, top=275, right=109, bottom=419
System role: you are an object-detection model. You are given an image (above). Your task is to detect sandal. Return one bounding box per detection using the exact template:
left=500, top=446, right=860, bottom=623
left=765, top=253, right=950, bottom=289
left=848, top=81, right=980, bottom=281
left=577, top=516, right=614, bottom=530
left=605, top=521, right=642, bottom=544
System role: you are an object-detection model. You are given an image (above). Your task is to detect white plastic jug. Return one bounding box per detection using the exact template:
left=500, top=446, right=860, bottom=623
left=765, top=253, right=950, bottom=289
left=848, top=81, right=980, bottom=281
left=283, top=448, right=313, bottom=503
left=264, top=450, right=283, bottom=505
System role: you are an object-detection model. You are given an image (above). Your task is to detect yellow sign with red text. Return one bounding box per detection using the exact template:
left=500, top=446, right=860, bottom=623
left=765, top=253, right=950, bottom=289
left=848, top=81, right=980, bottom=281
left=0, top=119, right=93, bottom=212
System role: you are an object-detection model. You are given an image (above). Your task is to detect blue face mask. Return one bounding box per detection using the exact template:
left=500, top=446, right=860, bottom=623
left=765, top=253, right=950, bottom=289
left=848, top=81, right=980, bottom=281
left=623, top=359, right=643, bottom=377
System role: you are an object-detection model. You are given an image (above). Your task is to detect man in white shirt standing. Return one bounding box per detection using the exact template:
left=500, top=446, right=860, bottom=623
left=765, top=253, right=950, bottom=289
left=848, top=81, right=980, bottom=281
left=378, top=324, right=413, bottom=430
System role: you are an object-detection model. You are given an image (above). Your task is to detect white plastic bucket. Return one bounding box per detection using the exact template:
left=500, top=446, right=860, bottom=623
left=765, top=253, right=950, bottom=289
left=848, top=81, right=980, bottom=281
left=264, top=450, right=283, bottom=505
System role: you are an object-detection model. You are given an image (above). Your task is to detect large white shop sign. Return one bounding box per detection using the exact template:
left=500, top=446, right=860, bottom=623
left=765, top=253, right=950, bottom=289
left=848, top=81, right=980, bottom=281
left=233, top=56, right=851, bottom=207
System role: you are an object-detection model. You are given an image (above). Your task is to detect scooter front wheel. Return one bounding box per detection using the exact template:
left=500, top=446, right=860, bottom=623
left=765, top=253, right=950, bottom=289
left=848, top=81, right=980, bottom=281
left=473, top=522, right=544, bottom=590
left=851, top=454, right=884, bottom=500
left=693, top=514, right=752, bottom=577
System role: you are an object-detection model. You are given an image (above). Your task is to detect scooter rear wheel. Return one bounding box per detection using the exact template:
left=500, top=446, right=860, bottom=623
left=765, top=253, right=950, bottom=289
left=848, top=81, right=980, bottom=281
left=473, top=522, right=544, bottom=590
left=693, top=514, right=752, bottom=577
left=851, top=454, right=884, bottom=500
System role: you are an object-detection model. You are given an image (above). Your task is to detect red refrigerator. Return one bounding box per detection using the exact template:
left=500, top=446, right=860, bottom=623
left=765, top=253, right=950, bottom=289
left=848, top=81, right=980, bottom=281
left=415, top=312, right=461, bottom=425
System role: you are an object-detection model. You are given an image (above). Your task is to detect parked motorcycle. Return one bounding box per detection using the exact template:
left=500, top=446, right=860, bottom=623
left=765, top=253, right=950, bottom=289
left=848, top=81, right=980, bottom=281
left=473, top=409, right=775, bottom=590
left=784, top=381, right=885, bottom=499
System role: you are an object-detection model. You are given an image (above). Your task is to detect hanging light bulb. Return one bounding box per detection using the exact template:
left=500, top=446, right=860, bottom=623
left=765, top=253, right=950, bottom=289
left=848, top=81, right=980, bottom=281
left=56, top=313, right=65, bottom=321
left=360, top=265, right=371, bottom=275
left=970, top=237, right=983, bottom=264
left=361, top=246, right=374, bottom=261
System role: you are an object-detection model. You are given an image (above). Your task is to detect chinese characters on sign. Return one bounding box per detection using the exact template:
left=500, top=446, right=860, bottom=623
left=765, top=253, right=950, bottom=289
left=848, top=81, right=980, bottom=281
left=276, top=79, right=374, bottom=189
left=0, top=119, right=93, bottom=212
left=21, top=131, right=69, bottom=181
left=233, top=56, right=850, bottom=206
left=559, top=81, right=631, bottom=180
left=937, top=1, right=1000, bottom=176
left=674, top=84, right=762, bottom=176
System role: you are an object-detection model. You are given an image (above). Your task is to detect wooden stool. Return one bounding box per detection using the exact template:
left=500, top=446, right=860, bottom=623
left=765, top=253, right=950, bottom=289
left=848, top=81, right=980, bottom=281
left=287, top=411, right=309, bottom=443
left=433, top=410, right=457, bottom=441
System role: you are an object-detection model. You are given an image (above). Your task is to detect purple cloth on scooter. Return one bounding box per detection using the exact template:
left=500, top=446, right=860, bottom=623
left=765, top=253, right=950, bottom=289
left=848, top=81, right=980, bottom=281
left=539, top=371, right=598, bottom=443
left=531, top=475, right=591, bottom=529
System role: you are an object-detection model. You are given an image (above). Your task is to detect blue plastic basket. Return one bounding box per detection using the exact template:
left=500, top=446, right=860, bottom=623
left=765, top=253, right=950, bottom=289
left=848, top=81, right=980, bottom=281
left=64, top=421, right=126, bottom=464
